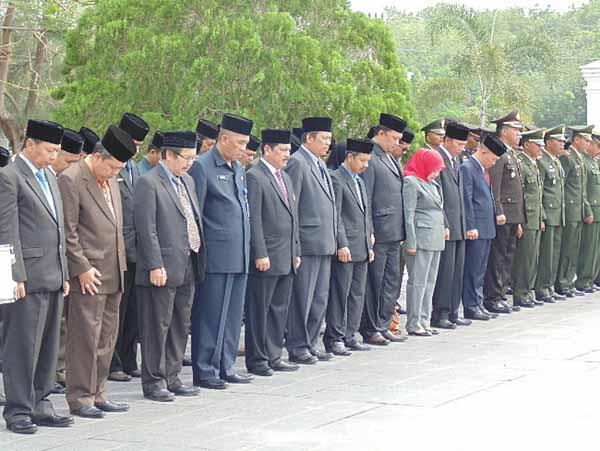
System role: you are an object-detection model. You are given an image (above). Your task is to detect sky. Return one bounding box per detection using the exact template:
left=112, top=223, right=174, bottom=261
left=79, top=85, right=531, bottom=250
left=350, top=0, right=591, bottom=14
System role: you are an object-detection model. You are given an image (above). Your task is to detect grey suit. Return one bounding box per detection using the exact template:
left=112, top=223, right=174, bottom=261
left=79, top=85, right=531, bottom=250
left=359, top=144, right=405, bottom=338
left=432, top=148, right=467, bottom=322
left=0, top=156, right=68, bottom=426
left=403, top=176, right=445, bottom=333
left=110, top=162, right=140, bottom=375
left=135, top=164, right=203, bottom=394
left=284, top=146, right=336, bottom=358
left=189, top=146, right=250, bottom=381
left=245, top=161, right=300, bottom=370
left=324, top=165, right=373, bottom=348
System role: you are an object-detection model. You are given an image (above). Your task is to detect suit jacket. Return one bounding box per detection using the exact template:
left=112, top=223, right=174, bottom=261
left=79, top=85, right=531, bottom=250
left=538, top=150, right=565, bottom=227
left=134, top=164, right=205, bottom=286
left=360, top=143, right=405, bottom=243
left=403, top=176, right=446, bottom=251
left=188, top=146, right=250, bottom=274
left=331, top=166, right=373, bottom=262
left=488, top=146, right=526, bottom=224
left=517, top=152, right=544, bottom=230
left=461, top=156, right=496, bottom=240
left=284, top=146, right=336, bottom=256
left=247, top=160, right=300, bottom=276
left=560, top=146, right=591, bottom=222
left=117, top=163, right=140, bottom=262
left=58, top=159, right=126, bottom=294
left=436, top=147, right=466, bottom=241
left=0, top=157, right=68, bottom=292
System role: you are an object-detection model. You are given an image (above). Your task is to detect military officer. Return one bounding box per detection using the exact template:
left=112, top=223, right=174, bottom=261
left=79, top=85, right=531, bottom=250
left=460, top=125, right=481, bottom=162
left=575, top=129, right=600, bottom=293
left=556, top=125, right=594, bottom=297
left=511, top=129, right=545, bottom=308
left=534, top=126, right=567, bottom=303
left=421, top=119, right=445, bottom=151
left=483, top=111, right=526, bottom=314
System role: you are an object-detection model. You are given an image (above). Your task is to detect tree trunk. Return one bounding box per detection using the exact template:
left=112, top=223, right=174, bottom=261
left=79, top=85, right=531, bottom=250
left=24, top=30, right=47, bottom=116
left=0, top=4, right=19, bottom=150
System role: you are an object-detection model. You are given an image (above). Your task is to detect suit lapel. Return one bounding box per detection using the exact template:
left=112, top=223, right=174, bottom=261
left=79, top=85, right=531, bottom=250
left=341, top=167, right=364, bottom=211
left=301, top=147, right=333, bottom=200
left=182, top=175, right=201, bottom=220
left=438, top=147, right=459, bottom=184
left=118, top=166, right=134, bottom=194
left=157, top=165, right=185, bottom=218
left=15, top=158, right=57, bottom=223
left=376, top=146, right=400, bottom=178
left=260, top=161, right=292, bottom=214
left=81, top=161, right=116, bottom=225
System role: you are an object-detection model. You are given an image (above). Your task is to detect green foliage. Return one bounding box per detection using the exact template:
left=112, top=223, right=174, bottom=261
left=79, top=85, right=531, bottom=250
left=53, top=0, right=416, bottom=143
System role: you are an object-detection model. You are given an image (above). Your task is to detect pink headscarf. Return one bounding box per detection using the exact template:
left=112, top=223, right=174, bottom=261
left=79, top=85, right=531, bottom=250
left=403, top=148, right=445, bottom=181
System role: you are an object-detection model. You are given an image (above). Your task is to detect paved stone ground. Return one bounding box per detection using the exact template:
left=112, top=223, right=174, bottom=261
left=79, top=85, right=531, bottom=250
left=2, top=291, right=600, bottom=451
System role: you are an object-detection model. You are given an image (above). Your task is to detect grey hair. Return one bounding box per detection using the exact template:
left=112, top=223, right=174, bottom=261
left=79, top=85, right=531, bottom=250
left=92, top=142, right=114, bottom=160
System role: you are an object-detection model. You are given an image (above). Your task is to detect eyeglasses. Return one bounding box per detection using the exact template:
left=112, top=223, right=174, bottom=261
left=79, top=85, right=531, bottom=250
left=174, top=153, right=196, bottom=162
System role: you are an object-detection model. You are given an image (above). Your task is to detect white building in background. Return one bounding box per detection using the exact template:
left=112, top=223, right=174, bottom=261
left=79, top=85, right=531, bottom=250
left=582, top=60, right=600, bottom=127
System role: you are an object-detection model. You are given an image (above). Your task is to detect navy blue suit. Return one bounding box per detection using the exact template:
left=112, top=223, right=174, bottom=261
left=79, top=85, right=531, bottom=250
left=188, top=146, right=250, bottom=381
left=461, top=156, right=496, bottom=312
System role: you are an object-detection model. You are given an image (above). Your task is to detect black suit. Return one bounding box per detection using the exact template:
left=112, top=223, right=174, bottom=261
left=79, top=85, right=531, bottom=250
left=432, top=147, right=467, bottom=322
left=324, top=166, right=373, bottom=348
left=245, top=161, right=300, bottom=370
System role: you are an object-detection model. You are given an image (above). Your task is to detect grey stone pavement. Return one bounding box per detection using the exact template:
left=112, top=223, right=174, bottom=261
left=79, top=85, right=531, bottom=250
left=2, top=291, right=600, bottom=451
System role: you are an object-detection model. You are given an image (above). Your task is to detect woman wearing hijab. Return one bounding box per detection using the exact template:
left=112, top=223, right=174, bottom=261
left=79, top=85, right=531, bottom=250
left=403, top=149, right=448, bottom=336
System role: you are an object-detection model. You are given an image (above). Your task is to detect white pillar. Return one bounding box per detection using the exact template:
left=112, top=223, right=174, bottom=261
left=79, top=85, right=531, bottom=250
left=582, top=60, right=600, bottom=127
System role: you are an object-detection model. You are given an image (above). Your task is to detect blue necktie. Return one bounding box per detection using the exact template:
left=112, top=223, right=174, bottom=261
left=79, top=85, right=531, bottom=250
left=126, top=160, right=133, bottom=184
left=36, top=170, right=56, bottom=218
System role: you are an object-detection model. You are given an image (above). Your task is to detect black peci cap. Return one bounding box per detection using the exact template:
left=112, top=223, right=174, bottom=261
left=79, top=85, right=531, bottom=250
left=26, top=120, right=63, bottom=145
left=101, top=125, right=136, bottom=162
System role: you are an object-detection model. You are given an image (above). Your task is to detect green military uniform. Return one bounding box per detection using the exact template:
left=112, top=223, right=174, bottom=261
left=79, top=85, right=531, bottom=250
left=421, top=119, right=445, bottom=151
left=575, top=150, right=600, bottom=290
left=556, top=126, right=593, bottom=294
left=511, top=131, right=545, bottom=305
left=534, top=136, right=565, bottom=301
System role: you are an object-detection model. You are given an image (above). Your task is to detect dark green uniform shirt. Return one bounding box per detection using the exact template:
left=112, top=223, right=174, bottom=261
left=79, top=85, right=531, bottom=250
left=517, top=152, right=544, bottom=230
left=559, top=146, right=591, bottom=222
left=581, top=152, right=600, bottom=221
left=538, top=150, right=565, bottom=227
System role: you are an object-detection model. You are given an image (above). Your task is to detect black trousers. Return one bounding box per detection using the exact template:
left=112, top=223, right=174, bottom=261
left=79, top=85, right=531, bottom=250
left=324, top=260, right=368, bottom=347
left=244, top=272, right=294, bottom=370
left=110, top=261, right=139, bottom=374
left=3, top=291, right=63, bottom=425
left=432, top=240, right=466, bottom=321
left=360, top=240, right=401, bottom=338
left=138, top=257, right=194, bottom=394
left=484, top=223, right=518, bottom=303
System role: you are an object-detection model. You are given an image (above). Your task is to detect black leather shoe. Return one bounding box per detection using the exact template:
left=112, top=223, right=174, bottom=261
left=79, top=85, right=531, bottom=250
left=327, top=342, right=352, bottom=356
left=514, top=298, right=534, bottom=308
left=108, top=371, right=132, bottom=382
left=364, top=333, right=390, bottom=346
left=71, top=405, right=105, bottom=419
left=345, top=341, right=370, bottom=351
left=248, top=366, right=274, bottom=377
left=480, top=306, right=499, bottom=318
left=128, top=369, right=141, bottom=378
left=95, top=400, right=129, bottom=412
left=50, top=382, right=66, bottom=395
left=532, top=297, right=545, bottom=306
left=7, top=418, right=38, bottom=434
left=509, top=302, right=521, bottom=311
left=464, top=309, right=490, bottom=321
left=222, top=373, right=253, bottom=384
left=196, top=378, right=227, bottom=390
left=506, top=287, right=513, bottom=295
left=169, top=385, right=200, bottom=396
left=432, top=319, right=457, bottom=329
left=450, top=317, right=472, bottom=326
left=144, top=388, right=175, bottom=402
left=382, top=330, right=408, bottom=342
left=485, top=301, right=511, bottom=314
left=289, top=353, right=318, bottom=365
left=553, top=292, right=567, bottom=300
left=270, top=361, right=299, bottom=372
left=584, top=287, right=595, bottom=294
left=312, top=350, right=334, bottom=361
left=543, top=296, right=556, bottom=303
left=33, top=413, right=74, bottom=428
left=572, top=289, right=585, bottom=296
left=182, top=357, right=193, bottom=367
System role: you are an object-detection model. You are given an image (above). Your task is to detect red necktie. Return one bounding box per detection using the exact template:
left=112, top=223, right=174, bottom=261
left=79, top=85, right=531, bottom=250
left=275, top=170, right=289, bottom=204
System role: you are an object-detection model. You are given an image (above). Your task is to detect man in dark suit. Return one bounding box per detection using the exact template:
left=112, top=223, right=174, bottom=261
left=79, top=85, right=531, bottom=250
left=79, top=127, right=100, bottom=155
left=245, top=129, right=301, bottom=376
left=0, top=120, right=72, bottom=434
left=484, top=111, right=526, bottom=314
left=359, top=113, right=408, bottom=346
left=189, top=113, right=253, bottom=389
left=284, top=117, right=337, bottom=364
left=324, top=138, right=374, bottom=355
left=462, top=134, right=506, bottom=321
left=138, top=131, right=163, bottom=175
left=135, top=131, right=203, bottom=401
left=196, top=119, right=219, bottom=155
left=431, top=121, right=472, bottom=329
left=59, top=125, right=135, bottom=418
left=108, top=112, right=150, bottom=383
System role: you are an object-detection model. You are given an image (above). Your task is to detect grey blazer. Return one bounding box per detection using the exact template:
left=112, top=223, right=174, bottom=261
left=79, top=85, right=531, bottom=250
left=403, top=176, right=446, bottom=251
left=134, top=164, right=205, bottom=287
left=436, top=147, right=466, bottom=241
left=246, top=161, right=300, bottom=276
left=0, top=157, right=68, bottom=292
left=360, top=144, right=405, bottom=243
left=331, top=166, right=373, bottom=262
left=117, top=163, right=140, bottom=262
left=284, top=146, right=336, bottom=256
